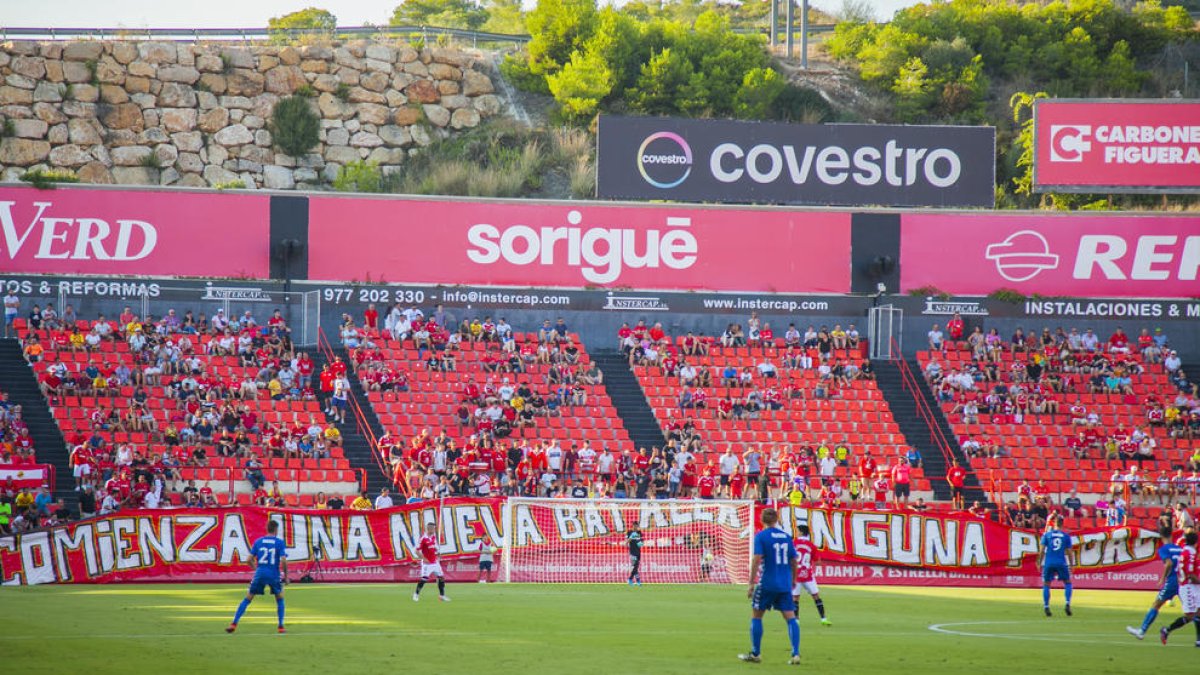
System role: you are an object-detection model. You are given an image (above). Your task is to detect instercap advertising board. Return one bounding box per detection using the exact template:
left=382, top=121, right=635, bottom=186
left=900, top=212, right=1200, bottom=298
left=595, top=115, right=996, bottom=208
left=1033, top=99, right=1200, bottom=193
left=307, top=195, right=852, bottom=294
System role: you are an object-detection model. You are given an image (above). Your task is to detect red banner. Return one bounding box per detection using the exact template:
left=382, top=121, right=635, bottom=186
left=0, top=465, right=52, bottom=490
left=307, top=196, right=851, bottom=293
left=0, top=500, right=1163, bottom=587
left=900, top=212, right=1200, bottom=298
left=774, top=505, right=1160, bottom=587
left=1033, top=100, right=1200, bottom=192
left=0, top=186, right=270, bottom=278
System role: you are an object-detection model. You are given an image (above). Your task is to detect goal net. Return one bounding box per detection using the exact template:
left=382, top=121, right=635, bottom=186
left=501, top=498, right=754, bottom=584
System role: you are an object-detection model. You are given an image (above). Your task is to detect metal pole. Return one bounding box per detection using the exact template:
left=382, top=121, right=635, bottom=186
left=801, top=0, right=809, bottom=70
left=769, top=0, right=778, bottom=48
left=786, top=0, right=794, bottom=58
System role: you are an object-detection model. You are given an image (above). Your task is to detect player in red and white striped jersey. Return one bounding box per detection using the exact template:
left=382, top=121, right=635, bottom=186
left=413, top=523, right=450, bottom=603
left=791, top=525, right=831, bottom=627
left=1159, top=530, right=1199, bottom=646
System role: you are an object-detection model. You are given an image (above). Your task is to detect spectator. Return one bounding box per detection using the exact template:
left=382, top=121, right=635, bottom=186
left=351, top=491, right=373, bottom=510
left=374, top=487, right=394, bottom=509
left=928, top=323, right=944, bottom=352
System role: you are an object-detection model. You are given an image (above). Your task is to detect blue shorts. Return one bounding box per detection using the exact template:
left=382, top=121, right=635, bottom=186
left=479, top=561, right=493, bottom=571
left=1157, top=581, right=1179, bottom=603
left=249, top=574, right=283, bottom=596
left=1042, top=564, right=1071, bottom=583
left=332, top=397, right=347, bottom=409
left=752, top=586, right=796, bottom=613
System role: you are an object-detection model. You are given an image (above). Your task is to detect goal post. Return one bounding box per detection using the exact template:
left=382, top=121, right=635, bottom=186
left=501, top=498, right=755, bottom=584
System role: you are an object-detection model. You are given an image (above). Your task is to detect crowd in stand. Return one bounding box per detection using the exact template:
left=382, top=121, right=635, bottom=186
left=5, top=286, right=1198, bottom=533
left=922, top=315, right=1200, bottom=526
left=381, top=428, right=929, bottom=511
left=3, top=294, right=369, bottom=524
left=926, top=317, right=1199, bottom=460
left=0, top=385, right=66, bottom=535
left=350, top=309, right=937, bottom=516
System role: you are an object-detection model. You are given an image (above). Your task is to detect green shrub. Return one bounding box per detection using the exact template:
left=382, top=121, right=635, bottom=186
left=20, top=168, right=80, bottom=189
left=334, top=82, right=351, bottom=101
left=771, top=85, right=833, bottom=123
left=908, top=285, right=950, bottom=300
left=271, top=96, right=321, bottom=158
left=333, top=160, right=385, bottom=193
left=988, top=288, right=1027, bottom=304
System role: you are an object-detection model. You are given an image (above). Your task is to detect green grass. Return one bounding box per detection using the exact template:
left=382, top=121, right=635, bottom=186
left=2, top=584, right=1196, bottom=673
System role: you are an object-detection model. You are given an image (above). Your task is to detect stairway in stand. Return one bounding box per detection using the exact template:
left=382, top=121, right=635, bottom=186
left=874, top=357, right=987, bottom=505
left=319, top=346, right=392, bottom=496
left=592, top=350, right=667, bottom=452
left=0, top=340, right=74, bottom=509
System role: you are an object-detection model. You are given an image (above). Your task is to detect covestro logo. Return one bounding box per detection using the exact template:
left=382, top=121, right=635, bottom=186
left=637, top=132, right=692, bottom=189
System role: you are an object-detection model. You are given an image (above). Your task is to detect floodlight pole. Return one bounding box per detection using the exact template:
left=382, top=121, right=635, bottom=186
left=800, top=0, right=809, bottom=69
left=786, top=0, right=794, bottom=58
left=769, top=0, right=778, bottom=47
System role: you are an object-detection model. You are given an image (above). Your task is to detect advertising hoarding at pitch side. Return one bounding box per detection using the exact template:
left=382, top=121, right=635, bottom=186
left=307, top=196, right=852, bottom=294
left=900, top=212, right=1200, bottom=298
left=1033, top=99, right=1200, bottom=193
left=0, top=185, right=271, bottom=278
left=595, top=115, right=996, bottom=208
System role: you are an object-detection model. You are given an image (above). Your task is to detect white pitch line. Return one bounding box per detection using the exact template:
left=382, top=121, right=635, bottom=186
left=0, top=629, right=462, bottom=641
left=927, top=621, right=1192, bottom=647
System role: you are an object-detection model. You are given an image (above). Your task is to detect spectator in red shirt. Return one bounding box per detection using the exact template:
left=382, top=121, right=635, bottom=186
left=946, top=459, right=967, bottom=510
left=363, top=304, right=379, bottom=331
left=1108, top=327, right=1130, bottom=354
left=648, top=322, right=666, bottom=345
left=946, top=313, right=964, bottom=342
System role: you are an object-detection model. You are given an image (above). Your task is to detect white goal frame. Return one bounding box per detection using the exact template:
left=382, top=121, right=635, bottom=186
left=500, top=498, right=756, bottom=584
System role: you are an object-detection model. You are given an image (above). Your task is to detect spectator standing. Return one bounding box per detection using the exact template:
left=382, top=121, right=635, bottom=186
left=3, top=289, right=18, bottom=338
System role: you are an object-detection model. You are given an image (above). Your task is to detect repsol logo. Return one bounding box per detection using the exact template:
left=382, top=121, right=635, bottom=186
left=709, top=141, right=962, bottom=188
left=465, top=210, right=698, bottom=284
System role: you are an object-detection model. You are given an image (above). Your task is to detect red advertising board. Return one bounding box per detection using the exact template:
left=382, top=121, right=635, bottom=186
left=900, top=212, right=1200, bottom=298
left=307, top=196, right=851, bottom=293
left=0, top=186, right=271, bottom=278
left=1033, top=99, right=1200, bottom=192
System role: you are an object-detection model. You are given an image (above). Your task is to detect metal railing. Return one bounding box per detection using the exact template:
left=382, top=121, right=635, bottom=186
left=2, top=22, right=839, bottom=45
left=0, top=24, right=532, bottom=45
left=316, top=327, right=399, bottom=496
left=891, top=337, right=955, bottom=467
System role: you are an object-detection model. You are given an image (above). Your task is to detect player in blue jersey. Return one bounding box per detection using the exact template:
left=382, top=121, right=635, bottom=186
left=227, top=519, right=289, bottom=634
left=1126, top=525, right=1183, bottom=639
left=1040, top=514, right=1075, bottom=617
left=739, top=508, right=802, bottom=666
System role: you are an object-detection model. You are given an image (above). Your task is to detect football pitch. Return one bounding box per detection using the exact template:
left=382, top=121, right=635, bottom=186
left=2, top=583, right=1195, bottom=674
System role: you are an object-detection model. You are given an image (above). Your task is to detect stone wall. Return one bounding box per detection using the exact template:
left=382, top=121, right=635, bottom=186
left=0, top=40, right=502, bottom=189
